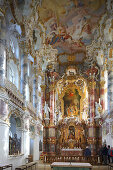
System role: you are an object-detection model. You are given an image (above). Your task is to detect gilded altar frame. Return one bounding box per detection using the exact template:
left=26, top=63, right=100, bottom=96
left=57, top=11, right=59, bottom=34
left=56, top=77, right=87, bottom=120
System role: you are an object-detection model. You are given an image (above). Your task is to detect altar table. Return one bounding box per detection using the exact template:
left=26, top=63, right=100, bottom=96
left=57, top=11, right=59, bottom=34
left=51, top=162, right=92, bottom=170
left=61, top=148, right=83, bottom=156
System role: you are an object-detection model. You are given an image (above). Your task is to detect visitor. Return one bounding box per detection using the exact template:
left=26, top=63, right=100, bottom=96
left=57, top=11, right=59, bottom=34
left=84, top=146, right=91, bottom=161
left=111, top=147, right=113, bottom=163
left=102, top=144, right=108, bottom=165
left=108, top=145, right=111, bottom=164
left=99, top=145, right=103, bottom=164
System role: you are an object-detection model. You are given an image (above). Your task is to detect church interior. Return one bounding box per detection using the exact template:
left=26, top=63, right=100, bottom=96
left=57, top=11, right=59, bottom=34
left=0, top=0, right=113, bottom=169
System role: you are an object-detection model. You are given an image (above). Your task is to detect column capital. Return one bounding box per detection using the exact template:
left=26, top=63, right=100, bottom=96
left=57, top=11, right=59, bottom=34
left=88, top=80, right=96, bottom=90
left=100, top=80, right=105, bottom=86
left=40, top=85, right=46, bottom=92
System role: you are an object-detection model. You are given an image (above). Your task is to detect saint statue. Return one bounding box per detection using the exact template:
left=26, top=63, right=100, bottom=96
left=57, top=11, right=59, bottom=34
left=95, top=102, right=101, bottom=118
left=44, top=102, right=50, bottom=118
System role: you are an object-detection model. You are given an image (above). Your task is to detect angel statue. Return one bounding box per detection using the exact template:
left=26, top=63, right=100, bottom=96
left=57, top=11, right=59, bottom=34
left=44, top=102, right=50, bottom=118
left=95, top=102, right=101, bottom=118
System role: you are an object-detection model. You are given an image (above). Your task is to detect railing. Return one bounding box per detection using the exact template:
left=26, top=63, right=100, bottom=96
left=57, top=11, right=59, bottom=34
left=43, top=155, right=100, bottom=165
left=5, top=79, right=23, bottom=102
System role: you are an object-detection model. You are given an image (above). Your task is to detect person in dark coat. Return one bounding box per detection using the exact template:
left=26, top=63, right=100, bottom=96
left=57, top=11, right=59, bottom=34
left=108, top=145, right=111, bottom=164
left=111, top=148, right=113, bottom=163
left=84, top=146, right=91, bottom=161
left=102, top=144, right=108, bottom=165
left=99, top=145, right=103, bottom=164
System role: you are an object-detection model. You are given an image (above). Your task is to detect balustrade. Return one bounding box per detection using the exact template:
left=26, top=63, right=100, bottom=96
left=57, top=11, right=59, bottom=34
left=43, top=155, right=99, bottom=165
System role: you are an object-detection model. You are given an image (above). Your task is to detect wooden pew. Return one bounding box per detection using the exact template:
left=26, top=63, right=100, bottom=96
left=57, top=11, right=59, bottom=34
left=15, top=161, right=37, bottom=170
left=0, top=164, right=12, bottom=170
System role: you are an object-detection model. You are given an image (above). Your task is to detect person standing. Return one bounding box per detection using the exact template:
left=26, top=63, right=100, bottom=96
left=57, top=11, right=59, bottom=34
left=102, top=144, right=108, bottom=165
left=84, top=146, right=91, bottom=161
left=111, top=147, right=113, bottom=163
left=108, top=145, right=111, bottom=164
left=99, top=145, right=103, bottom=164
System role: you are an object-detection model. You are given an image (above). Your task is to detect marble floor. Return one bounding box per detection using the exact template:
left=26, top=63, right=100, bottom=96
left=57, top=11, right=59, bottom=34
left=37, top=161, right=108, bottom=170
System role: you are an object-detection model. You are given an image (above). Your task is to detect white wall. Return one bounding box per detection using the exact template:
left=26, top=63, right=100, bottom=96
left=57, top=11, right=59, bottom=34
left=0, top=120, right=30, bottom=170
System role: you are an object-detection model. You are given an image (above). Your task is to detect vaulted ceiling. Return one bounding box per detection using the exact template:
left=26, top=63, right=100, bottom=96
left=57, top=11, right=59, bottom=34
left=2, top=0, right=112, bottom=73
left=37, top=0, right=106, bottom=66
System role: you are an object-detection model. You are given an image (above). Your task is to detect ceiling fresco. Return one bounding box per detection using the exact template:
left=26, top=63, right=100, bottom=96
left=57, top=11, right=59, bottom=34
left=38, top=0, right=106, bottom=54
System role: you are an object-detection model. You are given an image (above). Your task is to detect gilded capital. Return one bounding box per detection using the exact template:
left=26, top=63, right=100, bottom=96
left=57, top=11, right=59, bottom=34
left=40, top=85, right=46, bottom=91
left=100, top=80, right=105, bottom=86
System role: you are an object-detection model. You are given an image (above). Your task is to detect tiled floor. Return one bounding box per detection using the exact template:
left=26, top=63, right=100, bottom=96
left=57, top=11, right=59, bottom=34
left=37, top=160, right=108, bottom=170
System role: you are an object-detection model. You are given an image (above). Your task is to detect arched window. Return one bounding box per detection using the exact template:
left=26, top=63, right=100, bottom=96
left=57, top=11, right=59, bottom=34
left=7, top=59, right=19, bottom=89
left=9, top=115, right=22, bottom=155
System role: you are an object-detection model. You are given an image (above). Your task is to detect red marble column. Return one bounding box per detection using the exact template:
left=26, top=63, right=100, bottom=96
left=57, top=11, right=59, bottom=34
left=87, top=75, right=97, bottom=155
left=50, top=84, right=54, bottom=126
left=40, top=85, right=46, bottom=123
left=100, top=68, right=105, bottom=114
left=89, top=77, right=96, bottom=121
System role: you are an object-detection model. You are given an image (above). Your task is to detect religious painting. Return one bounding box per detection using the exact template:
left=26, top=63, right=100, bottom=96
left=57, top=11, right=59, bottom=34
left=15, top=117, right=21, bottom=127
left=68, top=126, right=75, bottom=139
left=63, top=89, right=81, bottom=117
left=49, top=128, right=55, bottom=137
left=51, top=144, right=55, bottom=152
left=39, top=139, right=42, bottom=151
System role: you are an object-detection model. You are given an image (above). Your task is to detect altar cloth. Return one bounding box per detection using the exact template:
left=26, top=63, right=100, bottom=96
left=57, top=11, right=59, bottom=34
left=51, top=162, right=92, bottom=170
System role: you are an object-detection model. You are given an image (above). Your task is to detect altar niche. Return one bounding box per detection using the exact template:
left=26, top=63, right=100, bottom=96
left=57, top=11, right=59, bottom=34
left=68, top=126, right=75, bottom=139
left=56, top=121, right=87, bottom=152
left=63, top=89, right=81, bottom=117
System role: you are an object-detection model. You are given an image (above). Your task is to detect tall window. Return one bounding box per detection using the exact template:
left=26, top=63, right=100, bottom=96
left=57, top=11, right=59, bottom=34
left=8, top=60, right=19, bottom=89
left=9, top=115, right=22, bottom=155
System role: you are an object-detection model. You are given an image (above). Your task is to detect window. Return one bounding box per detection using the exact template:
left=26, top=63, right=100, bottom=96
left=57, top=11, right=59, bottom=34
left=9, top=115, right=22, bottom=155
left=8, top=60, right=19, bottom=89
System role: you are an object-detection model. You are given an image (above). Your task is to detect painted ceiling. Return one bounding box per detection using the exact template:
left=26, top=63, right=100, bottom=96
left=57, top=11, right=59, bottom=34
left=38, top=0, right=106, bottom=56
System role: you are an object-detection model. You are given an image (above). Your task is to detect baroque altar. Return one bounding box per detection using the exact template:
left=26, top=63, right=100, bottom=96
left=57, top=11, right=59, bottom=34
left=43, top=66, right=102, bottom=157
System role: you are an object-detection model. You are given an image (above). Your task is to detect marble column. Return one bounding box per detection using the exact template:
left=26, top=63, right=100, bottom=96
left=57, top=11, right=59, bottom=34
left=49, top=84, right=54, bottom=126
left=20, top=41, right=28, bottom=105
left=0, top=16, right=6, bottom=87
left=40, top=85, right=46, bottom=123
left=49, top=71, right=58, bottom=126
left=89, top=76, right=96, bottom=121
left=33, top=134, right=39, bottom=161
left=0, top=42, right=6, bottom=87
left=88, top=75, right=96, bottom=155
left=100, top=68, right=106, bottom=114
left=108, top=70, right=113, bottom=114
left=0, top=120, right=9, bottom=164
left=33, top=74, right=38, bottom=112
